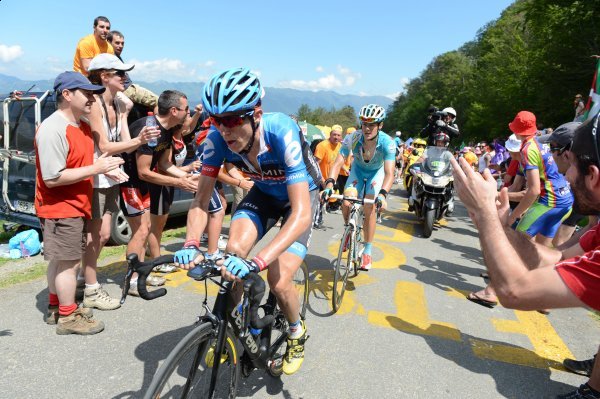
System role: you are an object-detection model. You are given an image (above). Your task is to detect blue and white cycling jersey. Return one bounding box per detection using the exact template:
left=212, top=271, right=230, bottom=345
left=200, top=112, right=319, bottom=201
left=339, top=130, right=396, bottom=172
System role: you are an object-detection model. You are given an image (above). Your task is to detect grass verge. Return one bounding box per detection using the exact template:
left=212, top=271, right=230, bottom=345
left=0, top=262, right=46, bottom=289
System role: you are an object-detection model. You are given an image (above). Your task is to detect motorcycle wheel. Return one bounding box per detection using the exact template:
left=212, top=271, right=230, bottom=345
left=423, top=208, right=435, bottom=238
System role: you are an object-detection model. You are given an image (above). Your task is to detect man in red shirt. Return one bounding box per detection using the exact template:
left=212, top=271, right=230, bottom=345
left=451, top=112, right=600, bottom=398
left=36, top=71, right=123, bottom=335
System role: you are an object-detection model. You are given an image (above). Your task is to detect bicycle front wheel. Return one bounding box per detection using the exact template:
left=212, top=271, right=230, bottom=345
left=332, top=225, right=353, bottom=313
left=144, top=323, right=240, bottom=399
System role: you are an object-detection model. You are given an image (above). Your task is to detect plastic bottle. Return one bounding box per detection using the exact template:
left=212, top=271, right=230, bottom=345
left=146, top=112, right=158, bottom=147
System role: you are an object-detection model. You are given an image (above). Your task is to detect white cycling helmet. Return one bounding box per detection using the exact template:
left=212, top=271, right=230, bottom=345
left=395, top=131, right=402, bottom=137
left=359, top=104, right=386, bottom=123
left=442, top=107, right=457, bottom=122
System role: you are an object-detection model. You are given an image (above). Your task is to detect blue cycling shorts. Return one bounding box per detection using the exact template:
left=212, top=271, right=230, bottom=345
left=344, top=166, right=384, bottom=197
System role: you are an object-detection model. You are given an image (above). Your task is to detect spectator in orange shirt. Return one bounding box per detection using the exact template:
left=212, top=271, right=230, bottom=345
left=73, top=16, right=114, bottom=76
left=314, top=125, right=343, bottom=212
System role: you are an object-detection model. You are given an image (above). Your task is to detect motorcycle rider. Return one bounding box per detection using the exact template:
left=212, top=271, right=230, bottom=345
left=408, top=132, right=455, bottom=214
left=420, top=107, right=460, bottom=146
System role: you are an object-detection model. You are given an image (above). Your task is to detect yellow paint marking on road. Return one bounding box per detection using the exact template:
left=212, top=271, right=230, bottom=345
left=184, top=279, right=220, bottom=296
left=375, top=221, right=414, bottom=243
left=470, top=310, right=574, bottom=370
left=356, top=304, right=366, bottom=315
left=163, top=269, right=194, bottom=288
left=371, top=242, right=406, bottom=270
left=368, top=281, right=461, bottom=341
left=310, top=268, right=377, bottom=315
left=444, top=287, right=471, bottom=299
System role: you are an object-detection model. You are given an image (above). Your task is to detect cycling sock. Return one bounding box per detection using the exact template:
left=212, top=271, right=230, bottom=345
left=363, top=242, right=373, bottom=255
left=49, top=293, right=59, bottom=306
left=85, top=282, right=100, bottom=290
left=289, top=319, right=303, bottom=339
left=58, top=303, right=77, bottom=316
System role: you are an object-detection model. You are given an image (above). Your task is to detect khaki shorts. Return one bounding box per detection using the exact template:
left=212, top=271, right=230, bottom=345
left=39, top=217, right=86, bottom=261
left=91, top=186, right=120, bottom=219
left=123, top=84, right=158, bottom=108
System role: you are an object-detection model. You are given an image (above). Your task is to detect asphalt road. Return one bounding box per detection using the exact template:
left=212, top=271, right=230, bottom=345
left=0, top=184, right=597, bottom=398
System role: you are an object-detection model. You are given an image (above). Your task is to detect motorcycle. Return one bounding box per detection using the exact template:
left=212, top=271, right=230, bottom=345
left=410, top=146, right=454, bottom=238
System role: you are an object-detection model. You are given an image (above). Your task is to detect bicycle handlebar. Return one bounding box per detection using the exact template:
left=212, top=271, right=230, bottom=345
left=120, top=254, right=172, bottom=304
left=186, top=255, right=273, bottom=330
left=330, top=194, right=376, bottom=205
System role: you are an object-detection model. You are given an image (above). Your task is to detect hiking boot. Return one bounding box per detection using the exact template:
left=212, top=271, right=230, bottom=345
left=564, top=356, right=596, bottom=377
left=205, top=345, right=229, bottom=368
left=46, top=305, right=59, bottom=325
left=153, top=264, right=178, bottom=273
left=56, top=308, right=105, bottom=335
left=83, top=285, right=121, bottom=311
left=556, top=384, right=600, bottom=399
left=146, top=275, right=166, bottom=286
left=360, top=253, right=372, bottom=271
left=282, top=321, right=308, bottom=375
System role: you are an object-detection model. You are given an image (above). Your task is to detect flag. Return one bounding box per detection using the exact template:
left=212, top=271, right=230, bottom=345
left=584, top=58, right=600, bottom=120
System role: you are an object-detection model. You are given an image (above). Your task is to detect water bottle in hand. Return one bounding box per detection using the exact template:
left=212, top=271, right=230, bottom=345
left=146, top=112, right=158, bottom=147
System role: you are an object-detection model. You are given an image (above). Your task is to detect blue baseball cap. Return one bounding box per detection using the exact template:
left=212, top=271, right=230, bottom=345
left=53, top=71, right=105, bottom=94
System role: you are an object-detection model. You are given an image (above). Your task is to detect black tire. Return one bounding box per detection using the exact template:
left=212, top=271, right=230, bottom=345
left=423, top=208, right=435, bottom=238
left=267, top=262, right=309, bottom=377
left=109, top=209, right=132, bottom=245
left=144, top=323, right=240, bottom=399
left=332, top=226, right=353, bottom=313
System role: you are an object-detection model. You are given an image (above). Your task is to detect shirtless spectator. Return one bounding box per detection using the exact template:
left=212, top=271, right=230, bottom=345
left=120, top=90, right=198, bottom=295
left=36, top=71, right=123, bottom=335
left=73, top=16, right=114, bottom=76
left=107, top=30, right=158, bottom=110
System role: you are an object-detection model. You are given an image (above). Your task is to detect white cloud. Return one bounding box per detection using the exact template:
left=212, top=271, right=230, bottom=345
left=202, top=60, right=216, bottom=67
left=277, top=65, right=361, bottom=91
left=400, top=76, right=410, bottom=87
left=385, top=92, right=401, bottom=100
left=0, top=44, right=24, bottom=62
left=315, top=66, right=324, bottom=72
left=128, top=58, right=195, bottom=81
left=251, top=69, right=262, bottom=78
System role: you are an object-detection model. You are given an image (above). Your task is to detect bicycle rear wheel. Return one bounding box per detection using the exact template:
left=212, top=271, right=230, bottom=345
left=144, top=323, right=240, bottom=399
left=332, top=225, right=353, bottom=313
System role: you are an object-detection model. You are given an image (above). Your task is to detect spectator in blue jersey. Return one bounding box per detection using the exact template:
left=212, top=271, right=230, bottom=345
left=323, top=104, right=396, bottom=270
left=174, top=68, right=321, bottom=376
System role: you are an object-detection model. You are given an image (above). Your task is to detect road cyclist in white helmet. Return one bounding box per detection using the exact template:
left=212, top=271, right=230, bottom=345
left=174, top=67, right=322, bottom=375
left=322, top=104, right=396, bottom=270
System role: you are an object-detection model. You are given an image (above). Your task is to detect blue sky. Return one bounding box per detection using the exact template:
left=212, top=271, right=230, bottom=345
left=0, top=0, right=513, bottom=98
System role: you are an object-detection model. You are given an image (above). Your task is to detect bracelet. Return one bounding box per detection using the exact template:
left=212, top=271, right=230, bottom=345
left=183, top=239, right=200, bottom=249
left=378, top=189, right=388, bottom=198
left=252, top=255, right=268, bottom=271
left=237, top=179, right=241, bottom=187
left=324, top=178, right=335, bottom=187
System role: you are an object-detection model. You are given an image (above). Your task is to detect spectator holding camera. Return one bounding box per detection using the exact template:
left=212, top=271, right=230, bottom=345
left=420, top=106, right=460, bottom=146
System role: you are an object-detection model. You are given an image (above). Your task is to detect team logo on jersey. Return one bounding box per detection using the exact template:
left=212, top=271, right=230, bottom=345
left=202, top=136, right=216, bottom=160
left=284, top=129, right=302, bottom=168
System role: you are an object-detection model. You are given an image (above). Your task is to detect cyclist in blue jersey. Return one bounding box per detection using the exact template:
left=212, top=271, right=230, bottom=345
left=173, top=68, right=320, bottom=375
left=323, top=104, right=396, bottom=270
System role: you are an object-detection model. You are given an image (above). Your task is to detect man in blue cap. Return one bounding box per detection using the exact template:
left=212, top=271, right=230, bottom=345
left=36, top=71, right=124, bottom=335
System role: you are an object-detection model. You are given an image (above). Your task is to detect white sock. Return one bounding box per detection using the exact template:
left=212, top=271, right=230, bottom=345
left=85, top=282, right=100, bottom=290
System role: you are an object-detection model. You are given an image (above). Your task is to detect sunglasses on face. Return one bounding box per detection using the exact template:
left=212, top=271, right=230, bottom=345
left=550, top=141, right=572, bottom=155
left=360, top=117, right=378, bottom=123
left=106, top=70, right=126, bottom=78
left=210, top=110, right=254, bottom=128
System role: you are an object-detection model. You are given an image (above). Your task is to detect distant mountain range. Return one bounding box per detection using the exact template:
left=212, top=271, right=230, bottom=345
left=0, top=73, right=393, bottom=115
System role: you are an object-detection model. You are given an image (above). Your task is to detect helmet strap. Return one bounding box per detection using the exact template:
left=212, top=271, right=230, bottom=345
left=239, top=116, right=257, bottom=155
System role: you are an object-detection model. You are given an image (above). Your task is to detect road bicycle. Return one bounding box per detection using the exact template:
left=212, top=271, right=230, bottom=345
left=121, top=253, right=308, bottom=398
left=329, top=189, right=376, bottom=313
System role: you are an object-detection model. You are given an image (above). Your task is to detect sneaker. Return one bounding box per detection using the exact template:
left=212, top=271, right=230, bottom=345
left=205, top=250, right=224, bottom=262
left=146, top=275, right=166, bottom=287
left=556, top=384, right=600, bottom=399
left=83, top=285, right=121, bottom=311
left=200, top=233, right=209, bottom=244
left=75, top=278, right=85, bottom=302
left=56, top=308, right=104, bottom=335
left=46, top=305, right=59, bottom=325
left=563, top=356, right=596, bottom=377
left=218, top=235, right=227, bottom=251
left=205, top=345, right=229, bottom=367
left=282, top=321, right=308, bottom=375
left=128, top=282, right=140, bottom=297
left=360, top=253, right=372, bottom=271
left=153, top=264, right=178, bottom=273
left=342, top=233, right=350, bottom=252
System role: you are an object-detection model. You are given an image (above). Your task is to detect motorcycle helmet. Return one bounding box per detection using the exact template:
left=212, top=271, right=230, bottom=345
left=434, top=132, right=450, bottom=147
left=202, top=67, right=262, bottom=115
left=413, top=138, right=427, bottom=148
left=442, top=107, right=457, bottom=122
left=359, top=104, right=386, bottom=123
left=395, top=131, right=402, bottom=137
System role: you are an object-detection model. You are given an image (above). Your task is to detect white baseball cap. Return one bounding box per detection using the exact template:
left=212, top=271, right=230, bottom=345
left=88, top=53, right=134, bottom=72
left=505, top=134, right=522, bottom=153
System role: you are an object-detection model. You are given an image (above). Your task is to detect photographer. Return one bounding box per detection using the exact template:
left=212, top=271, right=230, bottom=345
left=420, top=106, right=460, bottom=146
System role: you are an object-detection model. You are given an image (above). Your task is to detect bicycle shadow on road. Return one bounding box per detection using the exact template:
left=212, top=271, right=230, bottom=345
left=402, top=257, right=485, bottom=295
left=430, top=237, right=484, bottom=265
left=303, top=253, right=342, bottom=318
left=382, top=316, right=576, bottom=397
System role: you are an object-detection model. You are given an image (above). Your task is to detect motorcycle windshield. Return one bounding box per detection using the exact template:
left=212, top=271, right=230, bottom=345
left=423, top=147, right=453, bottom=176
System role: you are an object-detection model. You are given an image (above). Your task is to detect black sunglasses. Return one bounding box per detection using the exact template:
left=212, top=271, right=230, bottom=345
left=550, top=141, right=572, bottom=156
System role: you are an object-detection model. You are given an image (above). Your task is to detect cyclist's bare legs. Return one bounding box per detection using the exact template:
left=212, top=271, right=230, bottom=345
left=362, top=194, right=377, bottom=243
left=267, top=253, right=301, bottom=322
left=341, top=200, right=350, bottom=224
